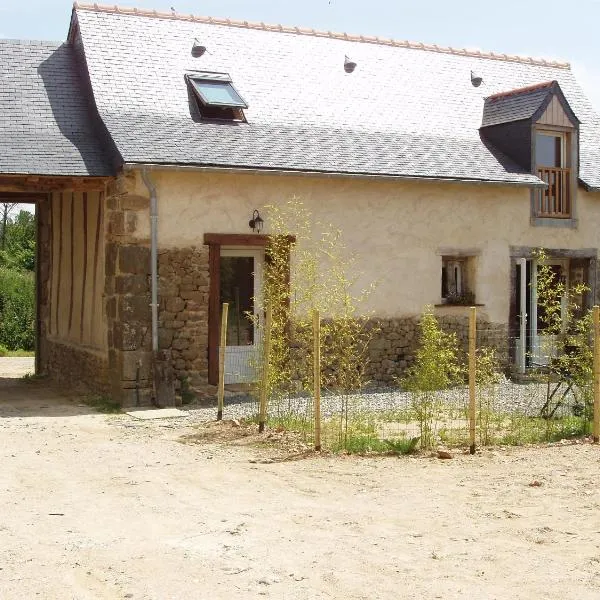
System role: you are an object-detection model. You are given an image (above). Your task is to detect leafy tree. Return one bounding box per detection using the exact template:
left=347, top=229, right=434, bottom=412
left=0, top=209, right=36, bottom=271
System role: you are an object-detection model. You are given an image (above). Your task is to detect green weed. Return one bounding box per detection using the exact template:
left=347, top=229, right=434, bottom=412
left=84, top=395, right=121, bottom=414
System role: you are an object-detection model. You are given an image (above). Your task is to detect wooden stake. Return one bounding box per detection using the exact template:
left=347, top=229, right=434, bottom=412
left=468, top=306, right=477, bottom=454
left=593, top=305, right=600, bottom=443
left=216, top=302, right=228, bottom=421
left=313, top=309, right=322, bottom=451
left=258, top=304, right=272, bottom=433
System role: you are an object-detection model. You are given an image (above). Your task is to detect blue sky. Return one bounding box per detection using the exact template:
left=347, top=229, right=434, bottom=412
left=1, top=0, right=600, bottom=109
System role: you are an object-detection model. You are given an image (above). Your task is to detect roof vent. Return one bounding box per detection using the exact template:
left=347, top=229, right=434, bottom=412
left=344, top=55, right=357, bottom=73
left=471, top=70, right=483, bottom=87
left=191, top=39, right=207, bottom=58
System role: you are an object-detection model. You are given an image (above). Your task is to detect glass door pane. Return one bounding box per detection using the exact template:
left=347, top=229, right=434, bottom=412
left=536, top=133, right=562, bottom=167
left=219, top=256, right=255, bottom=346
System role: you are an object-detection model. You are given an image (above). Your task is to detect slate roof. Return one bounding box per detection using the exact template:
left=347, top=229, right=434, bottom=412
left=7, top=4, right=600, bottom=188
left=0, top=39, right=112, bottom=177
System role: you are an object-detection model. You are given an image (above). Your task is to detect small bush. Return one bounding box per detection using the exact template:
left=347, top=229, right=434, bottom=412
left=400, top=307, right=463, bottom=449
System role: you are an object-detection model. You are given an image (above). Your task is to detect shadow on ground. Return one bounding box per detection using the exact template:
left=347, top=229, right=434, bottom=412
left=0, top=357, right=97, bottom=418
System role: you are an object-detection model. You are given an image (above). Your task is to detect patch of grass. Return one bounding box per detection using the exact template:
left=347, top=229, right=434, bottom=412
left=0, top=344, right=35, bottom=358
left=245, top=412, right=313, bottom=437
left=334, top=433, right=389, bottom=454
left=84, top=395, right=121, bottom=414
left=179, top=377, right=196, bottom=405
left=20, top=371, right=45, bottom=383
left=490, top=413, right=590, bottom=446
left=1, top=349, right=35, bottom=357
left=384, top=436, right=421, bottom=455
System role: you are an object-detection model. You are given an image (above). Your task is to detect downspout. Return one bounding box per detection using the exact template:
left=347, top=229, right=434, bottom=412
left=140, top=168, right=159, bottom=355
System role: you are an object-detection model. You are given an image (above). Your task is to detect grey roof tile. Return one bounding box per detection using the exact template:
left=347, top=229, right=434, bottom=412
left=0, top=39, right=112, bottom=177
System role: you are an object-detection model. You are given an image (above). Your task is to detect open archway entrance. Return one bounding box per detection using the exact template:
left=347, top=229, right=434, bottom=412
left=0, top=192, right=43, bottom=381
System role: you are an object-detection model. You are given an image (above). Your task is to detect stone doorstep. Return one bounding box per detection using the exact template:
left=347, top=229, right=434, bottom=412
left=125, top=408, right=188, bottom=420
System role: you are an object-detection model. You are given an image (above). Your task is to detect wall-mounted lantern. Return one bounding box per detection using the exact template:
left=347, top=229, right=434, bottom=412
left=249, top=209, right=264, bottom=233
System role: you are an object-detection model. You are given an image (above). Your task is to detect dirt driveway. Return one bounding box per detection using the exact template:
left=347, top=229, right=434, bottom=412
left=1, top=366, right=600, bottom=599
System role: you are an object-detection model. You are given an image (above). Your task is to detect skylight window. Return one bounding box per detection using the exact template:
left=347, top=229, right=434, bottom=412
left=189, top=78, right=247, bottom=108
left=187, top=72, right=247, bottom=105
left=186, top=72, right=248, bottom=122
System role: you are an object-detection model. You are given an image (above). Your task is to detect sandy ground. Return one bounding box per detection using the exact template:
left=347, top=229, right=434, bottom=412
left=1, top=359, right=600, bottom=599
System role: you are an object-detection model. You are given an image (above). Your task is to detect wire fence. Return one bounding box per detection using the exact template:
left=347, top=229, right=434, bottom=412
left=214, top=304, right=600, bottom=453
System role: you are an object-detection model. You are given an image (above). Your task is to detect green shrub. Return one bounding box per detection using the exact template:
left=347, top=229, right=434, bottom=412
left=0, top=267, right=35, bottom=351
left=400, top=307, right=463, bottom=449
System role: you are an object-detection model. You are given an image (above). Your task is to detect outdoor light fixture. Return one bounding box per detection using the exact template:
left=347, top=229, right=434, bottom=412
left=191, top=39, right=207, bottom=57
left=344, top=55, right=357, bottom=73
left=471, top=70, right=483, bottom=87
left=249, top=209, right=264, bottom=233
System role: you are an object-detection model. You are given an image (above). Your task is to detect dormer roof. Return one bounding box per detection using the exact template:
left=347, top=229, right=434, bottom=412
left=482, top=80, right=579, bottom=129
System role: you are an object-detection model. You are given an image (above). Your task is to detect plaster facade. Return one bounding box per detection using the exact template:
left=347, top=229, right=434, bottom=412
left=124, top=169, right=599, bottom=324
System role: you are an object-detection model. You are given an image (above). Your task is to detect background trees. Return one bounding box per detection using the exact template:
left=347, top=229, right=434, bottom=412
left=0, top=204, right=35, bottom=352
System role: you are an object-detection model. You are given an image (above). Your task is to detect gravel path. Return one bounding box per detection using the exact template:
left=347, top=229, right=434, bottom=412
left=185, top=378, right=586, bottom=423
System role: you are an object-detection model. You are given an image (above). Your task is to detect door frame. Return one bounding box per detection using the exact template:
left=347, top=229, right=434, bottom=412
left=509, top=247, right=597, bottom=372
left=205, top=234, right=270, bottom=385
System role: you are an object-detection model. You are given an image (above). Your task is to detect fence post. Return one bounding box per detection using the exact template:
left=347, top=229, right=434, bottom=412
left=469, top=306, right=477, bottom=454
left=313, top=309, right=322, bottom=451
left=593, top=305, right=600, bottom=443
left=258, top=304, right=272, bottom=433
left=216, top=302, right=229, bottom=421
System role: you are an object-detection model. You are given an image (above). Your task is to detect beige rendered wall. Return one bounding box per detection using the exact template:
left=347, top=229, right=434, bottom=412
left=127, top=170, right=600, bottom=324
left=49, top=190, right=106, bottom=350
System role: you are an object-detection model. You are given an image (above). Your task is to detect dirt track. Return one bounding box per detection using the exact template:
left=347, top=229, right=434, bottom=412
left=1, top=362, right=600, bottom=599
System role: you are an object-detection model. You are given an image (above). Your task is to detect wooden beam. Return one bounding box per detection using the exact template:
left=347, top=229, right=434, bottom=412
left=0, top=191, right=48, bottom=202
left=0, top=175, right=110, bottom=193
left=203, top=233, right=296, bottom=246
left=204, top=233, right=270, bottom=247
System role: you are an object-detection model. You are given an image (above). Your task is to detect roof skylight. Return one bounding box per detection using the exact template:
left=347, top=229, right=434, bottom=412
left=186, top=72, right=247, bottom=109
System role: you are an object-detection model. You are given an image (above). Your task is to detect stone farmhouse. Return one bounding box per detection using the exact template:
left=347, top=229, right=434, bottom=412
left=2, top=3, right=600, bottom=404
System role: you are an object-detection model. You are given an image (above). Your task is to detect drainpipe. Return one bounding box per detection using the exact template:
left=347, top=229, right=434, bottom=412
left=519, top=258, right=527, bottom=375
left=140, top=168, right=159, bottom=354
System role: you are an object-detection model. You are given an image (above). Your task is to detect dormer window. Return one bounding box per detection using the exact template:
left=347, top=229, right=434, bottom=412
left=186, top=72, right=248, bottom=121
left=480, top=80, right=580, bottom=226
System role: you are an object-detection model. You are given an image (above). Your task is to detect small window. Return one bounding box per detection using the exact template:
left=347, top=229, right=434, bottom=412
left=186, top=72, right=247, bottom=122
left=441, top=257, right=475, bottom=305
left=536, top=132, right=564, bottom=168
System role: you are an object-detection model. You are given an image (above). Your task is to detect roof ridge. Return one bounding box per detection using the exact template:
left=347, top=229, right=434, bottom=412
left=72, top=2, right=571, bottom=69
left=486, top=80, right=556, bottom=101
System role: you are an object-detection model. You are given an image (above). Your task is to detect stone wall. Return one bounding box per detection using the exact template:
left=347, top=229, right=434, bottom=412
left=43, top=339, right=109, bottom=394
left=157, top=246, right=210, bottom=390
left=104, top=173, right=154, bottom=405
left=366, top=314, right=508, bottom=385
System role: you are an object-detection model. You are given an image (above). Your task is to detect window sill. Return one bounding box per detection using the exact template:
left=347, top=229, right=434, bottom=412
left=531, top=216, right=578, bottom=229
left=435, top=303, right=485, bottom=308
